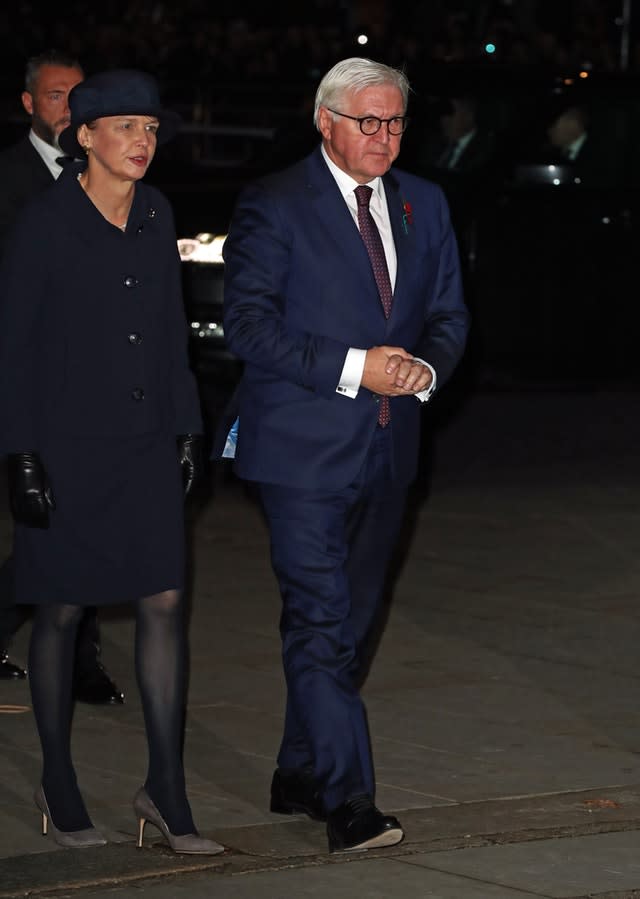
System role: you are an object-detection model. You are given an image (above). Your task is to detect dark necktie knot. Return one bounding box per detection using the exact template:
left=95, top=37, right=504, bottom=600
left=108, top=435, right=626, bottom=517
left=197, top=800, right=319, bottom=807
left=354, top=184, right=373, bottom=208
left=55, top=155, right=74, bottom=168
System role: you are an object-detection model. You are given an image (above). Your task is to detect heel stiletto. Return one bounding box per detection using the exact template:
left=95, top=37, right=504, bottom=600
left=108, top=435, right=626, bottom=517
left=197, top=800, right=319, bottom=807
left=34, top=785, right=107, bottom=849
left=133, top=787, right=224, bottom=855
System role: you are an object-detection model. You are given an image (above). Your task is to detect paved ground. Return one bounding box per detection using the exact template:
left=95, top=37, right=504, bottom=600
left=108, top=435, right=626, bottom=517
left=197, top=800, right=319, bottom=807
left=2, top=387, right=640, bottom=898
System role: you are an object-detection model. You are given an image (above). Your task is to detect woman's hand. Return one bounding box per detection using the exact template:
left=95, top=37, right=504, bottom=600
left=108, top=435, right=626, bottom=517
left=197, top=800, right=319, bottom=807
left=177, top=435, right=205, bottom=499
left=7, top=452, right=55, bottom=528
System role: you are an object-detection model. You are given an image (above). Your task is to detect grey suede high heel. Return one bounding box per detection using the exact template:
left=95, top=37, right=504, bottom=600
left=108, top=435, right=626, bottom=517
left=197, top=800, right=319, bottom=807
left=133, top=787, right=224, bottom=855
left=34, top=785, right=107, bottom=849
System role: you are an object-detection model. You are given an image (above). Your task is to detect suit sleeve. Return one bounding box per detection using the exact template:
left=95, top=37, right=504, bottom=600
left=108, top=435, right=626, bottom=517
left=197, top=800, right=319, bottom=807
left=412, top=186, right=469, bottom=388
left=222, top=181, right=350, bottom=399
left=0, top=143, right=53, bottom=250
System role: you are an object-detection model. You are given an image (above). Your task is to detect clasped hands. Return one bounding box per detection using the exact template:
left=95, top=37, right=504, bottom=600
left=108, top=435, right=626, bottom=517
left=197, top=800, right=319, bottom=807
left=361, top=346, right=432, bottom=397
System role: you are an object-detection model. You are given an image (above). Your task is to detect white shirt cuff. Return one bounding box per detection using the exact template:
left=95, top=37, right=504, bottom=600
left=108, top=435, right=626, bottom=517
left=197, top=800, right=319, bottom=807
left=414, top=358, right=436, bottom=402
left=336, top=347, right=367, bottom=398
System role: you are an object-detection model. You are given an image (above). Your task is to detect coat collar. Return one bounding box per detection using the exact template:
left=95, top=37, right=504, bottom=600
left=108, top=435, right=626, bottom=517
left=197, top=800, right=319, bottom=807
left=51, top=164, right=159, bottom=243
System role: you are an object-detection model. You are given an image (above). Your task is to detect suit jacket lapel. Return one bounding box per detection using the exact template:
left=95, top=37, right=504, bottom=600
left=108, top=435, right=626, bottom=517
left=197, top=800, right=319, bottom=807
left=383, top=170, right=415, bottom=311
left=305, top=149, right=388, bottom=302
left=24, top=140, right=56, bottom=190
left=304, top=150, right=415, bottom=324
left=308, top=160, right=358, bottom=252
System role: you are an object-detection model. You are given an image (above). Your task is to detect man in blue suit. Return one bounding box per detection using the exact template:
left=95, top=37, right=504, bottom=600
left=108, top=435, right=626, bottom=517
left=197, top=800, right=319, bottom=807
left=223, top=57, right=469, bottom=852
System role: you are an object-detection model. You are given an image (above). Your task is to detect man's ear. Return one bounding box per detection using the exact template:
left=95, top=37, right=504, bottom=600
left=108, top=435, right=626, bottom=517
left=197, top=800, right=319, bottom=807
left=21, top=91, right=34, bottom=117
left=317, top=106, right=333, bottom=141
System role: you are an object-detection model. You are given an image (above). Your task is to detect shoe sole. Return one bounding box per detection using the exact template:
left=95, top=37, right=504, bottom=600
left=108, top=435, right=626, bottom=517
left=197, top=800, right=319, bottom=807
left=330, top=826, right=404, bottom=852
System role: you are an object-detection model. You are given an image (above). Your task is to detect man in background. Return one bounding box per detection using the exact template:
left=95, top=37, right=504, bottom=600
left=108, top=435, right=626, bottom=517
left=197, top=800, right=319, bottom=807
left=0, top=49, right=124, bottom=704
left=425, top=96, right=496, bottom=176
left=545, top=103, right=616, bottom=187
left=417, top=94, right=498, bottom=254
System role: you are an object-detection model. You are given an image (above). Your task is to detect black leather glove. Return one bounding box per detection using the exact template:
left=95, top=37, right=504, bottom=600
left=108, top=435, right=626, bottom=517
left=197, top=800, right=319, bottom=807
left=7, top=451, right=56, bottom=529
left=177, top=434, right=204, bottom=499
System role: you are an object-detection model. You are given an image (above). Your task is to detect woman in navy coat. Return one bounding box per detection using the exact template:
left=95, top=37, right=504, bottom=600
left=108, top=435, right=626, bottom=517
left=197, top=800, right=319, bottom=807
left=0, top=71, right=223, bottom=854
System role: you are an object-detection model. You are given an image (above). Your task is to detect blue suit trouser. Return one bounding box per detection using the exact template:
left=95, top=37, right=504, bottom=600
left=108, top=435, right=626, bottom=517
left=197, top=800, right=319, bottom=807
left=258, top=425, right=407, bottom=812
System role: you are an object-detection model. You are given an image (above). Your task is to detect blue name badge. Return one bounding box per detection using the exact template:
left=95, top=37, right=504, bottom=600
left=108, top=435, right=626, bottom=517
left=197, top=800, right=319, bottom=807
left=222, top=416, right=239, bottom=459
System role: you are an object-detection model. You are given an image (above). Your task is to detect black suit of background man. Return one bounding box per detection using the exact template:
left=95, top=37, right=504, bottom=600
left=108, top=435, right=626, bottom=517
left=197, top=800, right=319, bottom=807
left=0, top=49, right=123, bottom=704
left=415, top=93, right=499, bottom=269
left=418, top=97, right=496, bottom=173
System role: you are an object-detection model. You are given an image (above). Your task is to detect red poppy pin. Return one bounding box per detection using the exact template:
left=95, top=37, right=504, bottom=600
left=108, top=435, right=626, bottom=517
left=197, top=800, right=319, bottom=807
left=402, top=199, right=413, bottom=234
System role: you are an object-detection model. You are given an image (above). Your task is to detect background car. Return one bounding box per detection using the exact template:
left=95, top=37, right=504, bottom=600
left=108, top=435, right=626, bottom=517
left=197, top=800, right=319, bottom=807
left=177, top=231, right=242, bottom=384
left=401, top=63, right=640, bottom=388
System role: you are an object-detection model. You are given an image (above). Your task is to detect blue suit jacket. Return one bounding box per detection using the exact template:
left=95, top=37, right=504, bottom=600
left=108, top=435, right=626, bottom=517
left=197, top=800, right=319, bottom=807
left=223, top=147, right=469, bottom=489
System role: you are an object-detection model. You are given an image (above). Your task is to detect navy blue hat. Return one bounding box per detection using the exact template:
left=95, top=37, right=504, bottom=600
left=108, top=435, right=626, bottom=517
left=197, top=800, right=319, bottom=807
left=58, top=69, right=181, bottom=157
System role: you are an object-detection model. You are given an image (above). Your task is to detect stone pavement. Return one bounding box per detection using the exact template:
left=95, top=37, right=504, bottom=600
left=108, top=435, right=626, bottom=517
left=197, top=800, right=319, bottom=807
left=2, top=388, right=640, bottom=897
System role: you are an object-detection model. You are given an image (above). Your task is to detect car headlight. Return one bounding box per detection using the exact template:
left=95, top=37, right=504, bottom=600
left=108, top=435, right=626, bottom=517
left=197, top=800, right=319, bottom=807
left=177, top=233, right=227, bottom=263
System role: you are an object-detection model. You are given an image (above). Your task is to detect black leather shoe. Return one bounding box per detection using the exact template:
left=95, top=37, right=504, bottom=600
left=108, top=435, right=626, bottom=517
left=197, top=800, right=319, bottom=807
left=270, top=768, right=326, bottom=821
left=327, top=795, right=404, bottom=852
left=73, top=664, right=124, bottom=705
left=0, top=651, right=26, bottom=679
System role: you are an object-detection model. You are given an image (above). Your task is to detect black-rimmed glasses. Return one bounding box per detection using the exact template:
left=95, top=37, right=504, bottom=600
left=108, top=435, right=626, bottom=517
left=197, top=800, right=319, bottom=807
left=326, top=108, right=409, bottom=135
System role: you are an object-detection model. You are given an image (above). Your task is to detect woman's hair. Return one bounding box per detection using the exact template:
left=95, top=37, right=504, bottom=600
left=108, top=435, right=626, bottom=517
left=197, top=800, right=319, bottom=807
left=313, top=57, right=410, bottom=131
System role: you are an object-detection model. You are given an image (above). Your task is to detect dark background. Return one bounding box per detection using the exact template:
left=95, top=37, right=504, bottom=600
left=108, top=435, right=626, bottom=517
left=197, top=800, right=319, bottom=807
left=1, top=0, right=639, bottom=393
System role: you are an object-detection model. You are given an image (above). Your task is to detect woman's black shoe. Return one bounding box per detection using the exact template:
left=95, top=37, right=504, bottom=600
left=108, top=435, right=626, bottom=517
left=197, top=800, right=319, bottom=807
left=327, top=795, right=404, bottom=852
left=73, top=664, right=124, bottom=705
left=0, top=651, right=26, bottom=679
left=270, top=768, right=326, bottom=821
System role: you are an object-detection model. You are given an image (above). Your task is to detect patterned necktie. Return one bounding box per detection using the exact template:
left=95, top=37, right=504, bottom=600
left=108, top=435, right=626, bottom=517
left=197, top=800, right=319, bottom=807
left=354, top=184, right=392, bottom=427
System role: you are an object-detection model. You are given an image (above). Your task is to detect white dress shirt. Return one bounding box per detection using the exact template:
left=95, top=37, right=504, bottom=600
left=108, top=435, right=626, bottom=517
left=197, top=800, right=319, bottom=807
left=320, top=146, right=436, bottom=402
left=447, top=129, right=476, bottom=169
left=29, top=130, right=66, bottom=180
left=565, top=132, right=587, bottom=162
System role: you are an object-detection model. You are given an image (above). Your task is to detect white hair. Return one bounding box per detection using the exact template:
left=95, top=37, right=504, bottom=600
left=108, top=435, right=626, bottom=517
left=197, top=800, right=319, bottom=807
left=313, top=57, right=410, bottom=131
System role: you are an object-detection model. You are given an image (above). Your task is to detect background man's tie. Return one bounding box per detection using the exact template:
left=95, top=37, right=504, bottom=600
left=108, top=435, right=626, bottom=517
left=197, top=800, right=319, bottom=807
left=354, top=184, right=392, bottom=427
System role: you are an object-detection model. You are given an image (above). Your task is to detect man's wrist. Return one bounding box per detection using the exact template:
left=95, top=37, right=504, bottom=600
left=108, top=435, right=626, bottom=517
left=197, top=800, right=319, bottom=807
left=336, top=347, right=367, bottom=398
left=414, top=358, right=436, bottom=401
